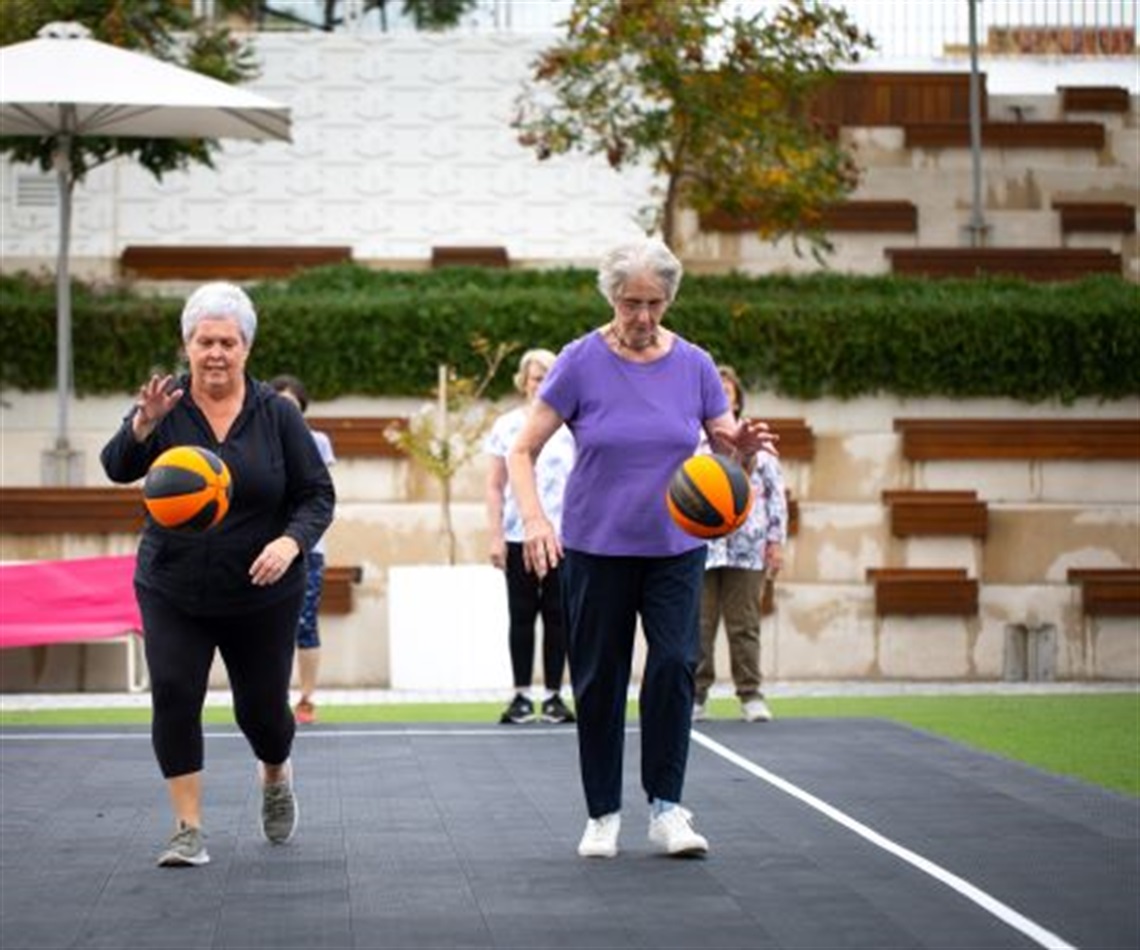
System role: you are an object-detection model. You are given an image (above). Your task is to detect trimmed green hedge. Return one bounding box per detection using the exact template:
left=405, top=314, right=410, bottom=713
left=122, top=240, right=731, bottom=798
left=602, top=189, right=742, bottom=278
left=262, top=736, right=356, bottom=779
left=2, top=265, right=1137, bottom=402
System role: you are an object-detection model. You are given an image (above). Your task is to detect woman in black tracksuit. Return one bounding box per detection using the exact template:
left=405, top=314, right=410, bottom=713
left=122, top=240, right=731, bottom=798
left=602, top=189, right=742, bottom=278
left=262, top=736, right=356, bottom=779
left=101, top=281, right=334, bottom=868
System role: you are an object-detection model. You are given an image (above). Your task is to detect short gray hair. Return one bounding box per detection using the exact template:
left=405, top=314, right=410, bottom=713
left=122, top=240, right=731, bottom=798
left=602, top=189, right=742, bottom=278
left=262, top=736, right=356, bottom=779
left=181, top=282, right=258, bottom=345
left=512, top=348, right=558, bottom=392
left=596, top=238, right=683, bottom=305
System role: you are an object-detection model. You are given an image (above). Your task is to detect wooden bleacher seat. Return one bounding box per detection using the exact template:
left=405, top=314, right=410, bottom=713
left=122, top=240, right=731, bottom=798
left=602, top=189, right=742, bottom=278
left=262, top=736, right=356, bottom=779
left=430, top=246, right=509, bottom=268
left=761, top=418, right=815, bottom=461
left=1058, top=86, right=1131, bottom=113
left=904, top=122, right=1106, bottom=150
left=320, top=565, right=363, bottom=615
left=893, top=419, right=1140, bottom=461
left=866, top=567, right=979, bottom=616
left=882, top=490, right=989, bottom=538
left=1066, top=568, right=1140, bottom=616
left=308, top=417, right=409, bottom=459
left=700, top=201, right=918, bottom=234
left=1052, top=201, right=1136, bottom=235
left=121, top=245, right=352, bottom=280
left=884, top=247, right=1122, bottom=281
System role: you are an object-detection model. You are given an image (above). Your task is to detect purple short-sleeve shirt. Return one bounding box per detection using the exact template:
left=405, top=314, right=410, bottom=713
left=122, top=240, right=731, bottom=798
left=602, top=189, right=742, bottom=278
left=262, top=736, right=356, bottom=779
left=539, top=330, right=728, bottom=557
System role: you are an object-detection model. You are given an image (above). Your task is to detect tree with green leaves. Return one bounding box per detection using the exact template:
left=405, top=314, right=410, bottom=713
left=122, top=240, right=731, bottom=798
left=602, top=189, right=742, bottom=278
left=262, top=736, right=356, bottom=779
left=0, top=0, right=260, bottom=185
left=512, top=0, right=874, bottom=256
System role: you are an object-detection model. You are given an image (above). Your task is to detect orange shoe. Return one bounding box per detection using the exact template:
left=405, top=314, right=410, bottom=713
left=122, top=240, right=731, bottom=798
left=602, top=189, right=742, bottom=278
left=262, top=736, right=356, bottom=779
left=294, top=699, right=317, bottom=725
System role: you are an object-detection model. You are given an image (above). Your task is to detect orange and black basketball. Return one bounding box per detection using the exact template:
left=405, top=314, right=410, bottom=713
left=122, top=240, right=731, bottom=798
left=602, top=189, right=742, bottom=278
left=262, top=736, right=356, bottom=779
left=143, top=445, right=232, bottom=532
left=666, top=454, right=753, bottom=539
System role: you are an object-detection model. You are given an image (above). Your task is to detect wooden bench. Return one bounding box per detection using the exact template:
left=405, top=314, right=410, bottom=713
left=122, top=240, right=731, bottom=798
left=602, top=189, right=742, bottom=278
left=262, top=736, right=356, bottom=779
left=866, top=567, right=979, bottom=616
left=430, top=246, right=510, bottom=269
left=321, top=565, right=362, bottom=615
left=893, top=419, right=1140, bottom=461
left=810, top=71, right=981, bottom=126
left=884, top=247, right=1122, bottom=281
left=1067, top=568, right=1140, bottom=616
left=1052, top=201, right=1136, bottom=235
left=904, top=121, right=1105, bottom=150
left=121, top=245, right=353, bottom=280
left=309, top=417, right=409, bottom=459
left=882, top=490, right=989, bottom=538
left=701, top=201, right=918, bottom=234
left=1059, top=86, right=1132, bottom=113
left=761, top=418, right=815, bottom=461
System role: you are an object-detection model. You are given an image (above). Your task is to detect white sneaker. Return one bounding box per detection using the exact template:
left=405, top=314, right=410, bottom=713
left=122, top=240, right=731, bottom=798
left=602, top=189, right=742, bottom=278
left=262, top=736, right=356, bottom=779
left=648, top=807, right=709, bottom=857
left=691, top=702, right=707, bottom=722
left=578, top=812, right=621, bottom=858
left=742, top=698, right=773, bottom=723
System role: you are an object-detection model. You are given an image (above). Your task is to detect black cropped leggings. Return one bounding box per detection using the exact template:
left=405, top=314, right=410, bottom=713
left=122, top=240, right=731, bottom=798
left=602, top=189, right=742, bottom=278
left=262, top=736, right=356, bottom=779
left=136, top=585, right=302, bottom=779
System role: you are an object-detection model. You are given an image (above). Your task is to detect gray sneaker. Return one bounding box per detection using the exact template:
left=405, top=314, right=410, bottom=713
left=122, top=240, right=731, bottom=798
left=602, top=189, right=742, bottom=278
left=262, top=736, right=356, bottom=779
left=261, top=777, right=297, bottom=844
left=157, top=821, right=209, bottom=867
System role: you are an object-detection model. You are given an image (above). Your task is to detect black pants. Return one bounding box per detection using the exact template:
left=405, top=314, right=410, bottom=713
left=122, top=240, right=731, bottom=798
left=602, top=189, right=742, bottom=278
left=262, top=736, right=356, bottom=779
left=504, top=542, right=568, bottom=691
left=137, top=585, right=303, bottom=778
left=560, top=547, right=705, bottom=818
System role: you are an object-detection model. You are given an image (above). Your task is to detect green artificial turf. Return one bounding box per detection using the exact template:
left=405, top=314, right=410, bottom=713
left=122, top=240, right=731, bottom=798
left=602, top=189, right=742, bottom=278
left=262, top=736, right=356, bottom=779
left=2, top=692, right=1137, bottom=796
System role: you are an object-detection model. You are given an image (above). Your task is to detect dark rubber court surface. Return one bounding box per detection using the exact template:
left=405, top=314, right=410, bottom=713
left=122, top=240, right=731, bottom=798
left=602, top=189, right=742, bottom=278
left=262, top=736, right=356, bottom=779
left=1, top=719, right=1136, bottom=949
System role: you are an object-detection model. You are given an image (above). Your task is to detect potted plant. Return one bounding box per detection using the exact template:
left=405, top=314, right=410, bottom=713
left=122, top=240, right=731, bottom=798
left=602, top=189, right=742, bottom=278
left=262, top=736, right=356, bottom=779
left=383, top=337, right=519, bottom=690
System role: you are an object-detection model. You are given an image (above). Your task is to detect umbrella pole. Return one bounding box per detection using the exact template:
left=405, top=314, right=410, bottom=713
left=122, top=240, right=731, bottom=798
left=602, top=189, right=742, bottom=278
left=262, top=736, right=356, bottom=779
left=46, top=123, right=79, bottom=485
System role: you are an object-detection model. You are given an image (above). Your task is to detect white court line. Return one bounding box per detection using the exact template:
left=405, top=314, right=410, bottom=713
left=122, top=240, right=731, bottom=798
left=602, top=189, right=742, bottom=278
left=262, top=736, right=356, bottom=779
left=691, top=730, right=1077, bottom=950
left=0, top=726, right=582, bottom=741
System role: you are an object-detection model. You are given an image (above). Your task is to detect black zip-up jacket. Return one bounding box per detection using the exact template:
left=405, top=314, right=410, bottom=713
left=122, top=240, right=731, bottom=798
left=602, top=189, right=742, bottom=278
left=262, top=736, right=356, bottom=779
left=101, top=374, right=336, bottom=616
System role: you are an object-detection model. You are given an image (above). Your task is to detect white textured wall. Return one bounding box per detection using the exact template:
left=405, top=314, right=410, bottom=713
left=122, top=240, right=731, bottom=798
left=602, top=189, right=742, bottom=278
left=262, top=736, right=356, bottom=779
left=1, top=32, right=655, bottom=274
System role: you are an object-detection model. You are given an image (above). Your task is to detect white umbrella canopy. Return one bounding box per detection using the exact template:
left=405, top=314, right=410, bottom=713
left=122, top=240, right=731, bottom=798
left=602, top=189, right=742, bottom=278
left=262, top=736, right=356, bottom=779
left=0, top=21, right=292, bottom=483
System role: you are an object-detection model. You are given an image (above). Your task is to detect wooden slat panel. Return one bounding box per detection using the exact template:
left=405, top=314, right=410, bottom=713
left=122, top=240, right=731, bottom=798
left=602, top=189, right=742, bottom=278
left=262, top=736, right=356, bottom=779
left=885, top=247, right=1122, bottom=281
left=1066, top=568, right=1140, bottom=617
left=882, top=490, right=978, bottom=502
left=904, top=122, right=1105, bottom=150
left=0, top=487, right=143, bottom=535
left=431, top=246, right=509, bottom=268
left=866, top=568, right=969, bottom=581
left=809, top=72, right=982, bottom=125
left=308, top=417, right=408, bottom=459
left=121, top=245, right=352, bottom=280
left=1052, top=201, right=1136, bottom=235
left=701, top=201, right=917, bottom=234
left=894, top=419, right=1140, bottom=461
left=1059, top=86, right=1131, bottom=112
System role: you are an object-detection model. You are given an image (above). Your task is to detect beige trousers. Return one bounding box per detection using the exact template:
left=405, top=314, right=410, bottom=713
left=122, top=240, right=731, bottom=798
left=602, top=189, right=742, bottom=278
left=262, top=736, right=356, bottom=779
left=695, top=567, right=765, bottom=705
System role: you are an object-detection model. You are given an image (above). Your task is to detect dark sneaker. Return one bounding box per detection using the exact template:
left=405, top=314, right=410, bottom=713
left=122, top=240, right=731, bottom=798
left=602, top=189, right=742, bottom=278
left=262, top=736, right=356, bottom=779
left=541, top=694, right=576, bottom=724
left=157, top=821, right=209, bottom=867
left=261, top=776, right=297, bottom=844
left=499, top=694, right=536, bottom=724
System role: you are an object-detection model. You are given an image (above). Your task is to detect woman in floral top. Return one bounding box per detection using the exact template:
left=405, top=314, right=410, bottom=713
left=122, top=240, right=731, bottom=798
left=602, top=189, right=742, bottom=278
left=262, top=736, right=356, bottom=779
left=694, top=365, right=787, bottom=723
left=485, top=348, right=576, bottom=725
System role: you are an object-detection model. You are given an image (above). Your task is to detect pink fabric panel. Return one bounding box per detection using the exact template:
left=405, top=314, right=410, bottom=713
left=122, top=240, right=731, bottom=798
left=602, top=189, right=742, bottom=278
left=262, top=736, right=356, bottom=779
left=0, top=555, right=142, bottom=648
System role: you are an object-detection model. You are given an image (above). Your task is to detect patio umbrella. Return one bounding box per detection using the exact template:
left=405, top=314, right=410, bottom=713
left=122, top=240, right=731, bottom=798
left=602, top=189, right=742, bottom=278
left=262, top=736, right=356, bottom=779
left=0, top=21, right=291, bottom=484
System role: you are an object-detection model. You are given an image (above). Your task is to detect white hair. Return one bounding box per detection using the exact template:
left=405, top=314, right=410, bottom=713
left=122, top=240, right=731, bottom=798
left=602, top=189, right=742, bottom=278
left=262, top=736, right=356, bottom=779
left=180, top=282, right=258, bottom=345
left=597, top=238, right=683, bottom=305
left=512, top=348, right=558, bottom=392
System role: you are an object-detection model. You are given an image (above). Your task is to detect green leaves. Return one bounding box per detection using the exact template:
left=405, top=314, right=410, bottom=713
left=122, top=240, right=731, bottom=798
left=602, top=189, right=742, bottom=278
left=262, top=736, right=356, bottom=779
left=2, top=267, right=1137, bottom=404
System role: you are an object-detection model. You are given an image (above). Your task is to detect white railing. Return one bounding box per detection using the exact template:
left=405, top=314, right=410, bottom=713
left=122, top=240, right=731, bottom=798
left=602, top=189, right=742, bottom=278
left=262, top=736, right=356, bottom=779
left=202, top=0, right=1138, bottom=57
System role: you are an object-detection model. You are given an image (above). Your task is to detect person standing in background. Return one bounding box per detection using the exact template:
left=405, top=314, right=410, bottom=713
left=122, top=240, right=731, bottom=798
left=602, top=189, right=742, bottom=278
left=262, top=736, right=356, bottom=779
left=270, top=375, right=336, bottom=726
left=693, top=365, right=787, bottom=724
left=485, top=349, right=576, bottom=725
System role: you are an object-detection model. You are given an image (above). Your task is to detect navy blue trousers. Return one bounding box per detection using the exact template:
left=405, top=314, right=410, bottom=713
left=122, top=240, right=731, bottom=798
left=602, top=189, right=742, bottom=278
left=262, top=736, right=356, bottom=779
left=560, top=547, right=705, bottom=818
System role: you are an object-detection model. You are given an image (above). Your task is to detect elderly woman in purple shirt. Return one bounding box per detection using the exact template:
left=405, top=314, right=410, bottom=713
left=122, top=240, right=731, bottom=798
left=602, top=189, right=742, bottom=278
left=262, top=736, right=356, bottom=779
left=508, top=238, right=775, bottom=860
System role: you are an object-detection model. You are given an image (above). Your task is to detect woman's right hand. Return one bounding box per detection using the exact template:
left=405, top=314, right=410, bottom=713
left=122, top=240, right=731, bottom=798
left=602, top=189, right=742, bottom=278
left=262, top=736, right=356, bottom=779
left=522, top=515, right=562, bottom=579
left=489, top=535, right=507, bottom=571
left=132, top=374, right=183, bottom=440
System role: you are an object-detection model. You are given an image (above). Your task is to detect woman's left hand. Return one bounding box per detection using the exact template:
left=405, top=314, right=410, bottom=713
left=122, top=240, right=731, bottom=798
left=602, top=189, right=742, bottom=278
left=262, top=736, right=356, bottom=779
left=250, top=536, right=301, bottom=587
